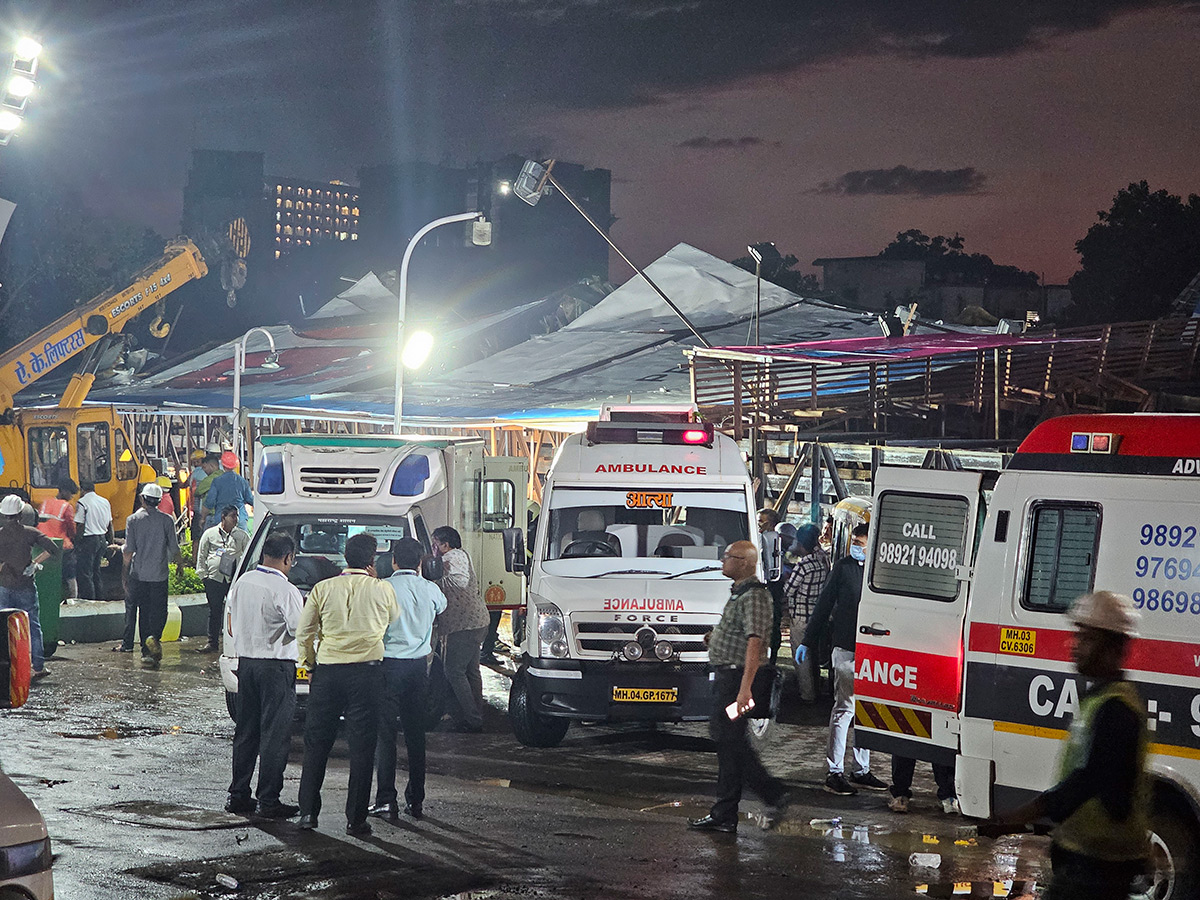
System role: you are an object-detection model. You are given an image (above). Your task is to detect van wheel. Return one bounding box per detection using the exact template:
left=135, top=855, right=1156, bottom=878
left=225, top=691, right=237, bottom=723
left=1136, top=793, right=1200, bottom=900
left=509, top=672, right=569, bottom=748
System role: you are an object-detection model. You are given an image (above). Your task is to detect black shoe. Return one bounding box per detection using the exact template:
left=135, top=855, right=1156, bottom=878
left=296, top=814, right=318, bottom=830
left=224, top=797, right=256, bottom=815
left=404, top=803, right=423, bottom=820
left=480, top=653, right=500, bottom=665
left=688, top=814, right=737, bottom=833
left=196, top=643, right=219, bottom=654
left=824, top=773, right=858, bottom=796
left=849, top=771, right=889, bottom=792
left=112, top=644, right=134, bottom=653
left=257, top=801, right=299, bottom=819
left=345, top=820, right=372, bottom=836
left=368, top=802, right=399, bottom=821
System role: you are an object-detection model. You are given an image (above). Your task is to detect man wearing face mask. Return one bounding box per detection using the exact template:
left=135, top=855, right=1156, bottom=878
left=798, top=523, right=888, bottom=796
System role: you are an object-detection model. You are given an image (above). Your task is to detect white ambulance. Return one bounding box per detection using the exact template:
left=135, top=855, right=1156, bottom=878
left=219, top=434, right=527, bottom=717
left=508, top=404, right=762, bottom=747
left=853, top=413, right=1200, bottom=899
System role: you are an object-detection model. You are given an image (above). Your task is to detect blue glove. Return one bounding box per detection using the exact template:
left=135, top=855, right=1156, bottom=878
left=794, top=644, right=808, bottom=664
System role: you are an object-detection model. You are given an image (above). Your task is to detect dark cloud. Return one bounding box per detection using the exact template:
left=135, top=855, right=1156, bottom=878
left=814, top=166, right=988, bottom=197
left=677, top=136, right=779, bottom=150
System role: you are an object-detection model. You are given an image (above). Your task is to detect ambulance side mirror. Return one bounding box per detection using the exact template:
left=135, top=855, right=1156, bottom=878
left=502, top=527, right=527, bottom=575
left=761, top=531, right=783, bottom=582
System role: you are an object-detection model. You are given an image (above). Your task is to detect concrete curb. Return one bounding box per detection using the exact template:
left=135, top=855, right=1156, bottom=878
left=57, top=593, right=210, bottom=645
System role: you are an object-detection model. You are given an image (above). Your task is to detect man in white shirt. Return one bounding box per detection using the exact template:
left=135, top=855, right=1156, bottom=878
left=195, top=505, right=251, bottom=654
left=74, top=481, right=113, bottom=601
left=225, top=532, right=304, bottom=819
left=369, top=538, right=447, bottom=822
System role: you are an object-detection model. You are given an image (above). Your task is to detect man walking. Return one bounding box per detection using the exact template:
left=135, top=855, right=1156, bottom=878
left=688, top=540, right=789, bottom=833
left=370, top=538, right=447, bottom=822
left=0, top=494, right=60, bottom=679
left=981, top=591, right=1148, bottom=899
left=195, top=505, right=250, bottom=654
left=798, top=523, right=888, bottom=795
left=782, top=523, right=829, bottom=703
left=432, top=526, right=489, bottom=732
left=75, top=481, right=113, bottom=601
left=204, top=451, right=253, bottom=530
left=296, top=532, right=399, bottom=836
left=37, top=477, right=78, bottom=600
left=120, top=483, right=183, bottom=667
left=225, top=532, right=304, bottom=819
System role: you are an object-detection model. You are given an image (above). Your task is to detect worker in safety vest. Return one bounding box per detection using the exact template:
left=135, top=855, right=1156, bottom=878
left=980, top=590, right=1148, bottom=900
left=38, top=477, right=78, bottom=600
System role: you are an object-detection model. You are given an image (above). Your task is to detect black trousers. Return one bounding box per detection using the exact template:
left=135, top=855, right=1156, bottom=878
left=767, top=581, right=785, bottom=664
left=229, top=657, right=296, bottom=805
left=708, top=668, right=786, bottom=823
left=203, top=578, right=231, bottom=646
left=890, top=756, right=956, bottom=801
left=1043, top=844, right=1145, bottom=900
left=76, top=535, right=105, bottom=600
left=298, top=661, right=383, bottom=826
left=374, top=657, right=429, bottom=809
left=123, top=578, right=167, bottom=653
left=483, top=609, right=503, bottom=655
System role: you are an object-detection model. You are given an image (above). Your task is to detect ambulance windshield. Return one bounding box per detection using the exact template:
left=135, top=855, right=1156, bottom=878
left=543, top=488, right=749, bottom=576
left=243, top=513, right=413, bottom=590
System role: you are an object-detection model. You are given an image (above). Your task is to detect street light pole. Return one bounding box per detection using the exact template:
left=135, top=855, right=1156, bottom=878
left=232, top=327, right=279, bottom=460
left=394, top=211, right=485, bottom=434
left=748, top=246, right=762, bottom=346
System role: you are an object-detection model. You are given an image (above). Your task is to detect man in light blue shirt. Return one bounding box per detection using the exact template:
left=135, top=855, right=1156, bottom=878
left=370, top=538, right=447, bottom=822
left=204, top=451, right=254, bottom=529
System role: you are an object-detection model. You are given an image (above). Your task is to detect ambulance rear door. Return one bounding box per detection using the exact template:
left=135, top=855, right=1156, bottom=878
left=854, top=467, right=982, bottom=765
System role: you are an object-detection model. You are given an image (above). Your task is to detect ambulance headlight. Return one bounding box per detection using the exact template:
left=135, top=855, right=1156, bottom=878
left=536, top=602, right=566, bottom=657
left=549, top=640, right=569, bottom=658
left=653, top=640, right=674, bottom=661
left=623, top=641, right=644, bottom=661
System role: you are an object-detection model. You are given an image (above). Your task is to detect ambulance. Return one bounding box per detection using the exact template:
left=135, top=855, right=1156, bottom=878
left=219, top=434, right=527, bottom=717
left=853, top=414, right=1200, bottom=899
left=508, top=404, right=764, bottom=747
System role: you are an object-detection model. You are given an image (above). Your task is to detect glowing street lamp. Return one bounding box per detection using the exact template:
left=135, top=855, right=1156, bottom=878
left=1, top=35, right=42, bottom=146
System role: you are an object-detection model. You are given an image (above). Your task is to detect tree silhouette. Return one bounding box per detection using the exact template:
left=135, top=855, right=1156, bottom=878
left=730, top=243, right=820, bottom=294
left=1067, top=181, right=1200, bottom=324
left=878, top=229, right=1037, bottom=289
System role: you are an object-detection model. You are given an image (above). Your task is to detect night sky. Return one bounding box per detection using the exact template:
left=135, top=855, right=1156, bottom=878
left=4, top=1, right=1199, bottom=286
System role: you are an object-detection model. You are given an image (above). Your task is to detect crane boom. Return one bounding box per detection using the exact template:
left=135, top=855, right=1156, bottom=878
left=0, top=238, right=208, bottom=416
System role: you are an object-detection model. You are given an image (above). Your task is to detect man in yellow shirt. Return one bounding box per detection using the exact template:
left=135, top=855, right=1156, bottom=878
left=296, top=532, right=399, bottom=836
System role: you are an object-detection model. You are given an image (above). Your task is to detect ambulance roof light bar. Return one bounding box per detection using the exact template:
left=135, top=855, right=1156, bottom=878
left=586, top=420, right=715, bottom=448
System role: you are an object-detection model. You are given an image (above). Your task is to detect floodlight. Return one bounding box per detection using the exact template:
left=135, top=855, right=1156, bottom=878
left=260, top=351, right=281, bottom=370
left=498, top=180, right=511, bottom=195
left=513, top=159, right=550, bottom=206
left=0, top=109, right=22, bottom=133
left=5, top=75, right=34, bottom=100
left=401, top=330, right=434, bottom=369
left=13, top=37, right=42, bottom=61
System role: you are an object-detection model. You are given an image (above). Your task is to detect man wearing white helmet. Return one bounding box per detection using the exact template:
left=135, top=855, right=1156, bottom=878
left=0, top=494, right=60, bottom=679
left=119, top=483, right=183, bottom=667
left=980, top=591, right=1149, bottom=899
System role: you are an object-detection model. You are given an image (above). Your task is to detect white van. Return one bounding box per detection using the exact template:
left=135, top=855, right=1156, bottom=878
left=219, top=434, right=526, bottom=716
left=852, top=413, right=1200, bottom=899
left=508, top=405, right=761, bottom=747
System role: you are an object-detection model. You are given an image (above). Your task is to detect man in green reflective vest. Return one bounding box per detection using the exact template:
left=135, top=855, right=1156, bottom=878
left=981, top=590, right=1148, bottom=900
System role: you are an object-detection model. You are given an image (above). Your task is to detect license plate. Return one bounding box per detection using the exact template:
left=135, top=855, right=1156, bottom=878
left=612, top=687, right=678, bottom=703
left=296, top=666, right=310, bottom=683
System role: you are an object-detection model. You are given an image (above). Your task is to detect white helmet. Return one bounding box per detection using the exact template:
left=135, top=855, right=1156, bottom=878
left=205, top=442, right=223, bottom=455
left=141, top=483, right=164, bottom=500
left=0, top=494, right=24, bottom=516
left=1069, top=590, right=1139, bottom=637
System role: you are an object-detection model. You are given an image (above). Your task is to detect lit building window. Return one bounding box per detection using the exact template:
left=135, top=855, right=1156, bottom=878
left=352, top=207, right=360, bottom=216
left=305, top=239, right=311, bottom=245
left=339, top=232, right=348, bottom=240
left=275, top=224, right=281, bottom=233
left=306, top=188, right=312, bottom=198
left=284, top=225, right=293, bottom=235
left=276, top=198, right=282, bottom=207
left=351, top=233, right=358, bottom=240
left=276, top=185, right=282, bottom=194
left=284, top=200, right=293, bottom=209
left=275, top=250, right=281, bottom=258
left=275, top=212, right=280, bottom=221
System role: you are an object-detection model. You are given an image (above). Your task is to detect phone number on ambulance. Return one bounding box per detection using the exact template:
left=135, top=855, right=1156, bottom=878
left=1132, top=587, right=1200, bottom=613
left=1135, top=556, right=1200, bottom=580
left=877, top=542, right=958, bottom=569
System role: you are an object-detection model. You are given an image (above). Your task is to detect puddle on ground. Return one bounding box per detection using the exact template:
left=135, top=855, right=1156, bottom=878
left=915, top=882, right=1038, bottom=898
left=55, top=724, right=200, bottom=740
left=69, top=801, right=250, bottom=831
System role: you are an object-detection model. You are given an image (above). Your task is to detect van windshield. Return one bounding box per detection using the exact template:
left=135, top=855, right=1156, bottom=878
left=543, top=488, right=749, bottom=576
left=243, top=513, right=413, bottom=591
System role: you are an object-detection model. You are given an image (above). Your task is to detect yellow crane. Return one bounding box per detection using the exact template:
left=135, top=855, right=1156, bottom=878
left=0, top=234, right=244, bottom=530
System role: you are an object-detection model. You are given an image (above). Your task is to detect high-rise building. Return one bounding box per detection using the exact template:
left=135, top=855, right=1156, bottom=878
left=269, top=177, right=360, bottom=258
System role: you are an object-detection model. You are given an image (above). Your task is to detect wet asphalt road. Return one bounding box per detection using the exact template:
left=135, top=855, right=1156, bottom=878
left=0, top=638, right=1051, bottom=899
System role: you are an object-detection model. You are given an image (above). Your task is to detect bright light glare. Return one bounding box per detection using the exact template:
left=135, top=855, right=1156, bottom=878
left=0, top=110, right=22, bottom=133
left=498, top=181, right=512, bottom=195
left=401, top=331, right=434, bottom=369
left=5, top=75, right=34, bottom=99
left=13, top=37, right=42, bottom=61
left=682, top=429, right=708, bottom=444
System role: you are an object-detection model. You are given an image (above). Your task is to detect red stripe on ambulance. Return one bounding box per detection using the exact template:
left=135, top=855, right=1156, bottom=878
left=969, top=622, right=1200, bottom=678
left=853, top=645, right=961, bottom=710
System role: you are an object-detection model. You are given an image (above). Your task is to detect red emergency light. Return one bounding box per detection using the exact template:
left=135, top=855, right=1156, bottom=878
left=586, top=420, right=715, bottom=448
left=681, top=429, right=708, bottom=444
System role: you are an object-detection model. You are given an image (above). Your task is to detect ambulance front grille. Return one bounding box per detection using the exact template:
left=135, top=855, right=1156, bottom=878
left=573, top=621, right=710, bottom=655
left=296, top=465, right=382, bottom=497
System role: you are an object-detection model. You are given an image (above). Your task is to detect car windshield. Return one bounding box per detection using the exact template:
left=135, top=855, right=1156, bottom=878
left=243, top=514, right=413, bottom=590
left=542, top=488, right=749, bottom=577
